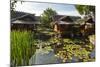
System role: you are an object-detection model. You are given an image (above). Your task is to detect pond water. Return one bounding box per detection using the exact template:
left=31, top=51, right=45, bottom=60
left=29, top=49, right=62, bottom=65
left=29, top=46, right=95, bottom=65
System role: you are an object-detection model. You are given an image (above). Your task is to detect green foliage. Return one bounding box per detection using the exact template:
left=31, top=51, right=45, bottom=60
left=75, top=5, right=95, bottom=15
left=88, top=35, right=95, bottom=45
left=11, top=0, right=17, bottom=11
left=40, top=8, right=57, bottom=28
left=11, top=0, right=23, bottom=11
left=43, top=46, right=53, bottom=54
left=11, top=30, right=36, bottom=66
left=54, top=38, right=95, bottom=63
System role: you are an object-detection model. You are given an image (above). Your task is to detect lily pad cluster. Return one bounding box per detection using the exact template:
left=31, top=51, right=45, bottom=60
left=53, top=38, right=95, bottom=63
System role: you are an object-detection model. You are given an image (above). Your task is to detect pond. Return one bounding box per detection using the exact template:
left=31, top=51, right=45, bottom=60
left=29, top=45, right=95, bottom=65
left=29, top=35, right=95, bottom=65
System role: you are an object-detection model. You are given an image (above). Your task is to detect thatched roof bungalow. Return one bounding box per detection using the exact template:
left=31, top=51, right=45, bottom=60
left=53, top=15, right=81, bottom=33
left=11, top=11, right=40, bottom=31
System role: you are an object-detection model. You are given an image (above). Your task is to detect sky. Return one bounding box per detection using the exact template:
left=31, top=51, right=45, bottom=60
left=15, top=1, right=81, bottom=16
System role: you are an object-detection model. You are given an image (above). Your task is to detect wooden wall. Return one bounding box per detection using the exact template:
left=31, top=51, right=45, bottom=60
left=53, top=23, right=95, bottom=37
left=11, top=24, right=36, bottom=31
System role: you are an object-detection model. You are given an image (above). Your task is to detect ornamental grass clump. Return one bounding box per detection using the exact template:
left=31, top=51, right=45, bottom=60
left=11, top=30, right=36, bottom=66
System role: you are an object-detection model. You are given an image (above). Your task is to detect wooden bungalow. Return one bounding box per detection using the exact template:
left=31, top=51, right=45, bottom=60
left=53, top=15, right=81, bottom=34
left=11, top=11, right=40, bottom=31
left=81, top=15, right=95, bottom=36
left=53, top=14, right=95, bottom=37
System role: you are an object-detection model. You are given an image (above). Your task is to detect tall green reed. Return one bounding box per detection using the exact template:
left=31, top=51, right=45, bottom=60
left=11, top=30, right=36, bottom=66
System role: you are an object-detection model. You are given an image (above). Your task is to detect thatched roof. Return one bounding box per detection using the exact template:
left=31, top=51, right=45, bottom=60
left=11, top=11, right=35, bottom=21
left=54, top=15, right=81, bottom=25
left=11, top=11, right=40, bottom=24
left=12, top=20, right=41, bottom=24
left=60, top=16, right=81, bottom=22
